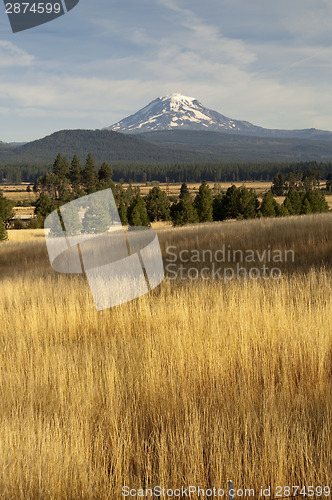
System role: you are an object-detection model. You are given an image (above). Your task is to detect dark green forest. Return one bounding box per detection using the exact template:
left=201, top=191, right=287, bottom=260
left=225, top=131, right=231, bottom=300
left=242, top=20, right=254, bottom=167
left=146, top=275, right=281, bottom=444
left=2, top=128, right=332, bottom=184
left=2, top=158, right=332, bottom=185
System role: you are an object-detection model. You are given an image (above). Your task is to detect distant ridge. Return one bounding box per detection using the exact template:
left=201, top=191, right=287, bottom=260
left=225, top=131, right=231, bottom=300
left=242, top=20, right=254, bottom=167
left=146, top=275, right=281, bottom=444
left=2, top=128, right=332, bottom=166
left=2, top=94, right=332, bottom=166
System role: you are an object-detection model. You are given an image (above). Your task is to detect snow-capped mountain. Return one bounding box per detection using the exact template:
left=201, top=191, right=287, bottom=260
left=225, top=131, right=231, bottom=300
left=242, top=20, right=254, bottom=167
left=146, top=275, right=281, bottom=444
left=106, top=93, right=332, bottom=140
left=107, top=93, right=260, bottom=134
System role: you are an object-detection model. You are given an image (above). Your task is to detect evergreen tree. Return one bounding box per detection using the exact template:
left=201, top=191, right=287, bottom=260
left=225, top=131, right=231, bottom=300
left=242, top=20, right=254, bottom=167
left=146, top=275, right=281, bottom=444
left=193, top=181, right=213, bottom=222
left=0, top=193, right=15, bottom=226
left=69, top=155, right=82, bottom=193
left=127, top=194, right=150, bottom=226
left=34, top=192, right=56, bottom=219
left=276, top=205, right=289, bottom=217
left=219, top=185, right=240, bottom=219
left=326, top=172, right=332, bottom=193
left=113, top=184, right=129, bottom=225
left=126, top=184, right=135, bottom=204
left=82, top=198, right=112, bottom=233
left=43, top=154, right=70, bottom=200
left=302, top=190, right=329, bottom=213
left=259, top=191, right=280, bottom=217
left=170, top=198, right=198, bottom=226
left=98, top=162, right=114, bottom=189
left=82, top=153, right=98, bottom=194
left=0, top=218, right=7, bottom=241
left=52, top=153, right=70, bottom=180
left=283, top=188, right=303, bottom=215
left=271, top=173, right=286, bottom=196
left=301, top=197, right=312, bottom=214
left=212, top=193, right=224, bottom=221
left=145, top=186, right=170, bottom=222
left=118, top=201, right=128, bottom=225
left=236, top=186, right=259, bottom=219
left=179, top=182, right=190, bottom=199
left=61, top=203, right=82, bottom=236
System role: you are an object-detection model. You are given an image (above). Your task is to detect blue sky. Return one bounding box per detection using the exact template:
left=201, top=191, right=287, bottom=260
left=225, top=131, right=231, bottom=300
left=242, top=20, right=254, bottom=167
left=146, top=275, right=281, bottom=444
left=1, top=0, right=332, bottom=142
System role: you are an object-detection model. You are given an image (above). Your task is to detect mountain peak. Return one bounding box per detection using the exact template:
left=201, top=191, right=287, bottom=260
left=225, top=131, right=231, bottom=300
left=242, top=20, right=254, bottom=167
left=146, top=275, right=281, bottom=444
left=107, top=93, right=244, bottom=134
left=105, top=94, right=332, bottom=140
left=161, top=92, right=197, bottom=106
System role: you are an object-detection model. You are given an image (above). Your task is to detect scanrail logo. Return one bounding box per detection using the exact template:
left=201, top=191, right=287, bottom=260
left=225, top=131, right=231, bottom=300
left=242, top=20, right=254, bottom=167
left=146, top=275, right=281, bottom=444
left=44, top=189, right=164, bottom=311
left=4, top=0, right=80, bottom=33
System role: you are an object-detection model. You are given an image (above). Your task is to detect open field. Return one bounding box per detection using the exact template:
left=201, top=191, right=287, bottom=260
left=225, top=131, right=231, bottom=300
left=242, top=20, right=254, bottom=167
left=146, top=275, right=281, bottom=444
left=0, top=184, right=37, bottom=203
left=7, top=228, right=45, bottom=241
left=127, top=181, right=275, bottom=197
left=0, top=215, right=331, bottom=498
left=3, top=182, right=332, bottom=210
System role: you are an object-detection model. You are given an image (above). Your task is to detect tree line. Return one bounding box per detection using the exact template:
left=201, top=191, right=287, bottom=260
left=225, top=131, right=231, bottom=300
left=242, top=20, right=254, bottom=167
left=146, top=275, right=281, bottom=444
left=0, top=153, right=330, bottom=240
left=3, top=157, right=332, bottom=185
left=31, top=153, right=329, bottom=229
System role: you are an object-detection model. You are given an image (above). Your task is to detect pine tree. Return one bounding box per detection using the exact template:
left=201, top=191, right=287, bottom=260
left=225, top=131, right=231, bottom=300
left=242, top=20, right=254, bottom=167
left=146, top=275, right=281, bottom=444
left=170, top=198, right=198, bottom=226
left=82, top=198, right=112, bottom=234
left=271, top=173, right=286, bottom=196
left=283, top=188, right=302, bottom=215
left=145, top=186, right=170, bottom=222
left=302, top=190, right=329, bottom=213
left=212, top=193, right=225, bottom=221
left=326, top=172, right=332, bottom=193
left=127, top=194, right=150, bottom=226
left=179, top=182, right=190, bottom=199
left=259, top=191, right=279, bottom=217
left=61, top=203, right=82, bottom=235
left=0, top=218, right=7, bottom=241
left=0, top=193, right=15, bottom=225
left=69, top=155, right=82, bottom=193
left=301, top=197, right=312, bottom=214
left=118, top=201, right=128, bottom=225
left=219, top=185, right=240, bottom=219
left=193, top=181, right=213, bottom=222
left=34, top=192, right=56, bottom=219
left=53, top=153, right=70, bottom=180
left=48, top=154, right=70, bottom=200
left=236, top=186, right=259, bottom=219
left=114, top=184, right=129, bottom=225
left=82, top=153, right=98, bottom=194
left=98, top=162, right=114, bottom=189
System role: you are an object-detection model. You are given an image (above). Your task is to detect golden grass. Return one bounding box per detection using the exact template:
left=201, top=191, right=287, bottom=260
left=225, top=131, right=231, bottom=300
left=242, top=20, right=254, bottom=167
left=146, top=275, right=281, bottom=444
left=7, top=229, right=45, bottom=242
left=0, top=215, right=331, bottom=498
left=124, top=181, right=275, bottom=197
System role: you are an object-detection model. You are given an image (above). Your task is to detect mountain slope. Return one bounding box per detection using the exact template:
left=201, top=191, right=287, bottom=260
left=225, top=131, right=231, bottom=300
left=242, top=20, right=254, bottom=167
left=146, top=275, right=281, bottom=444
left=0, top=129, right=220, bottom=165
left=107, top=93, right=259, bottom=134
left=1, top=128, right=332, bottom=166
left=138, top=130, right=332, bottom=162
left=107, top=93, right=332, bottom=141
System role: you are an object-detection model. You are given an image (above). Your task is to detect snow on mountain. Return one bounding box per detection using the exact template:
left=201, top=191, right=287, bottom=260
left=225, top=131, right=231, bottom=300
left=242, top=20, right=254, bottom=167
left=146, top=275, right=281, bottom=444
left=106, top=93, right=259, bottom=134
left=105, top=93, right=332, bottom=140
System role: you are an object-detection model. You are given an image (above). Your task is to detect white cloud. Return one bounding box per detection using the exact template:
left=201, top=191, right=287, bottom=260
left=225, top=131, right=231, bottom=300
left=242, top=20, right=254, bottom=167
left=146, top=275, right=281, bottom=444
left=1, top=0, right=332, bottom=140
left=158, top=0, right=257, bottom=66
left=0, top=41, right=34, bottom=67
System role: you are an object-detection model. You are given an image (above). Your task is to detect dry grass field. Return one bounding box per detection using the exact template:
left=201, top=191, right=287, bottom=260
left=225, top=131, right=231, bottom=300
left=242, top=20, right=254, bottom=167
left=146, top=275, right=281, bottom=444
left=3, top=182, right=332, bottom=210
left=1, top=184, right=37, bottom=203
left=0, top=215, right=331, bottom=498
left=126, top=181, right=275, bottom=197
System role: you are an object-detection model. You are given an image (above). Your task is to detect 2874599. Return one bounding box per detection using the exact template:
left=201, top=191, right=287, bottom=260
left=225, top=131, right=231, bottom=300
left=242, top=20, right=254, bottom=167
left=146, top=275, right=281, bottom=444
left=5, top=2, right=62, bottom=14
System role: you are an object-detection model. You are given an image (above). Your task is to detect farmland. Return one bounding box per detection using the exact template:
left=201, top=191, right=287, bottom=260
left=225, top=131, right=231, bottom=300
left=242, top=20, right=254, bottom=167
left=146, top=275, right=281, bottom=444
left=0, top=214, right=331, bottom=498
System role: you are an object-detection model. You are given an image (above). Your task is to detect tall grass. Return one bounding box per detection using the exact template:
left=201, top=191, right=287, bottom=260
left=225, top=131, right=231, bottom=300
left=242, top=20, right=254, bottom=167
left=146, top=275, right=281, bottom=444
left=0, top=214, right=331, bottom=498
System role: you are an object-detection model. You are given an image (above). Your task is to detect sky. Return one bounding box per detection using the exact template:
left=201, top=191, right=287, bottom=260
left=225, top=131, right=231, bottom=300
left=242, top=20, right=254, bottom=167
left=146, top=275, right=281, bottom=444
left=1, top=0, right=332, bottom=142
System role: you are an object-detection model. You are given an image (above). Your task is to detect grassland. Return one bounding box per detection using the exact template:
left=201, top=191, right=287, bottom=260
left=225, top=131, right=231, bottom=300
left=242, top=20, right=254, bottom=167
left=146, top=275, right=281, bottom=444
left=0, top=214, right=331, bottom=498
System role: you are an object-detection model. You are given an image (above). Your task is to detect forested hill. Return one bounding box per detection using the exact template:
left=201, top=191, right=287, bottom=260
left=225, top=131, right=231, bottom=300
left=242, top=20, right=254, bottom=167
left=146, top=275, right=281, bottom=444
left=2, top=129, right=332, bottom=168
left=138, top=130, right=332, bottom=162
left=0, top=129, right=216, bottom=166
